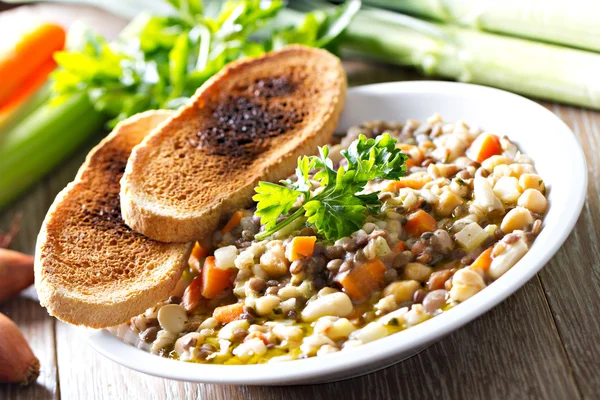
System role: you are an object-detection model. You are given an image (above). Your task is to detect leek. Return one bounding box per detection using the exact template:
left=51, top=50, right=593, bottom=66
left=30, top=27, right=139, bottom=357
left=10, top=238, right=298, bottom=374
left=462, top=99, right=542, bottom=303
left=365, top=0, right=600, bottom=53
left=0, top=93, right=104, bottom=209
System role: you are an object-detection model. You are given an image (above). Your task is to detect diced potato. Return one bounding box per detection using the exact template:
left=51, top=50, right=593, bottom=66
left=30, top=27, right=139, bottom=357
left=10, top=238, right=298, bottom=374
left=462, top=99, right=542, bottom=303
left=350, top=322, right=388, bottom=343
left=493, top=176, right=522, bottom=204
left=301, top=293, right=353, bottom=322
left=489, top=233, right=529, bottom=279
left=519, top=173, right=545, bottom=192
left=455, top=222, right=489, bottom=251
left=255, top=295, right=281, bottom=316
left=484, top=224, right=498, bottom=237
left=435, top=191, right=463, bottom=217
left=327, top=318, right=356, bottom=340
left=472, top=175, right=504, bottom=214
left=403, top=263, right=433, bottom=282
left=383, top=280, right=420, bottom=303
left=259, top=241, right=289, bottom=277
left=482, top=155, right=512, bottom=171
left=509, top=163, right=535, bottom=178
left=449, top=268, right=486, bottom=302
left=363, top=236, right=392, bottom=260
left=501, top=207, right=534, bottom=233
left=214, top=245, right=239, bottom=269
left=518, top=189, right=547, bottom=214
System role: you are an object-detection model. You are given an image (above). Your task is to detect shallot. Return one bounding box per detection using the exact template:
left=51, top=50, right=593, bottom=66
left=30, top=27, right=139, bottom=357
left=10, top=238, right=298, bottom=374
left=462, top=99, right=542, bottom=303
left=0, top=313, right=40, bottom=385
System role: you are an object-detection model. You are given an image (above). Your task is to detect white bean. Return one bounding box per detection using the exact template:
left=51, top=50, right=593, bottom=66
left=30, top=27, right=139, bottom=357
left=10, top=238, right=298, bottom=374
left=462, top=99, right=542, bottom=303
left=157, top=304, right=188, bottom=334
left=301, top=292, right=353, bottom=322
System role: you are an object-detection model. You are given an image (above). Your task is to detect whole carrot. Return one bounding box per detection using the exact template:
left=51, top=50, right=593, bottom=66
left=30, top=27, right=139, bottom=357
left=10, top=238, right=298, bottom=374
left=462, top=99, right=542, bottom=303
left=0, top=23, right=65, bottom=105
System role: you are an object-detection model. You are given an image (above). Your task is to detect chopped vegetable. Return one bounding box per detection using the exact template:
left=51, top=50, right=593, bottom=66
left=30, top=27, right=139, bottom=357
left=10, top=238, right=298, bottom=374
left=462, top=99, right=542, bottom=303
left=181, top=276, right=203, bottom=311
left=467, top=133, right=502, bottom=163
left=200, top=256, right=235, bottom=299
left=287, top=236, right=317, bottom=262
left=213, top=303, right=244, bottom=324
left=385, top=175, right=432, bottom=191
left=254, top=133, right=407, bottom=240
left=470, top=247, right=493, bottom=272
left=337, top=258, right=387, bottom=302
left=221, top=211, right=245, bottom=234
left=393, top=240, right=405, bottom=253
left=191, top=241, right=209, bottom=259
left=404, top=210, right=437, bottom=237
left=0, top=23, right=65, bottom=105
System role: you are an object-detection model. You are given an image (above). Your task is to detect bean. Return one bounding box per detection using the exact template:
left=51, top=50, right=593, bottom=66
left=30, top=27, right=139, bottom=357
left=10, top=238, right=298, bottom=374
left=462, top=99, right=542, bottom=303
left=416, top=253, right=431, bottom=264
left=383, top=268, right=398, bottom=283
left=287, top=309, right=298, bottom=320
left=140, top=326, right=160, bottom=343
left=266, top=280, right=279, bottom=287
left=233, top=328, right=248, bottom=341
left=247, top=277, right=266, bottom=292
left=428, top=270, right=453, bottom=290
left=182, top=336, right=198, bottom=351
left=393, top=251, right=414, bottom=269
left=354, top=249, right=367, bottom=263
left=299, top=227, right=316, bottom=236
left=265, top=286, right=279, bottom=296
left=411, top=241, right=425, bottom=255
left=504, top=234, right=520, bottom=244
left=198, top=344, right=215, bottom=360
left=241, top=230, right=255, bottom=241
left=342, top=238, right=359, bottom=252
left=339, top=260, right=353, bottom=273
left=326, top=259, right=344, bottom=271
left=157, top=304, right=188, bottom=334
left=290, top=260, right=304, bottom=274
left=460, top=255, right=474, bottom=265
left=325, top=245, right=345, bottom=260
left=313, top=243, right=325, bottom=256
left=413, top=289, right=427, bottom=304
left=457, top=170, right=472, bottom=180
left=356, top=235, right=370, bottom=247
left=423, top=290, right=448, bottom=314
left=532, top=219, right=542, bottom=235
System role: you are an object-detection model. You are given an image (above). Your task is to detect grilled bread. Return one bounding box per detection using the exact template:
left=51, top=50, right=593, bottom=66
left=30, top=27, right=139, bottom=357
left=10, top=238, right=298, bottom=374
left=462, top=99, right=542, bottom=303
left=35, top=111, right=193, bottom=328
left=121, top=45, right=346, bottom=242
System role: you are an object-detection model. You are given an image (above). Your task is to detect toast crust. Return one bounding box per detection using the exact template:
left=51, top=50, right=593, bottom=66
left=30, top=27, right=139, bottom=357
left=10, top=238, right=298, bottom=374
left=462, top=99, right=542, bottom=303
left=121, top=45, right=347, bottom=242
left=35, top=111, right=192, bottom=328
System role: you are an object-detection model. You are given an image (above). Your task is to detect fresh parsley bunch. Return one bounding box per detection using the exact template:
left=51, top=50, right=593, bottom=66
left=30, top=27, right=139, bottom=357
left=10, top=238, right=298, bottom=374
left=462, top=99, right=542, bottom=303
left=51, top=0, right=360, bottom=127
left=253, top=133, right=408, bottom=240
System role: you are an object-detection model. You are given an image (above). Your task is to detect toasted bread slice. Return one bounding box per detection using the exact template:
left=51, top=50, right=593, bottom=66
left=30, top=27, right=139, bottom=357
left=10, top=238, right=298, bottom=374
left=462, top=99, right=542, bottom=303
left=121, top=45, right=346, bottom=242
left=35, top=111, right=192, bottom=328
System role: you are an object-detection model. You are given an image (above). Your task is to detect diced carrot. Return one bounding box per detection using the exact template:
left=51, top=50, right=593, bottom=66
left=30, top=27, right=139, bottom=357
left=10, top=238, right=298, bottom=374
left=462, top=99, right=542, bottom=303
left=200, top=256, right=235, bottom=299
left=287, top=236, right=317, bottom=261
left=0, top=23, right=65, bottom=105
left=213, top=303, right=244, bottom=324
left=470, top=247, right=494, bottom=272
left=385, top=175, right=432, bottom=192
left=244, top=331, right=268, bottom=345
left=469, top=133, right=502, bottom=163
left=221, top=210, right=244, bottom=234
left=182, top=276, right=203, bottom=311
left=338, top=259, right=387, bottom=303
left=393, top=241, right=405, bottom=253
left=404, top=210, right=437, bottom=237
left=191, top=241, right=209, bottom=259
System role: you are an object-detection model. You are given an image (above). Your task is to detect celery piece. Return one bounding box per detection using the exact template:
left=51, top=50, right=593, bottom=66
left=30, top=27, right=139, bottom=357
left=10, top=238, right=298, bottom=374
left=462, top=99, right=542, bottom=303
left=0, top=93, right=105, bottom=209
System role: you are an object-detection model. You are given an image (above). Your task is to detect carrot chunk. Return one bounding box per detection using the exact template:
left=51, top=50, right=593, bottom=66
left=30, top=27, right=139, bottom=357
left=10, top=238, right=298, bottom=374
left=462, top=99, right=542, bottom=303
left=385, top=175, right=432, bottom=192
left=338, top=259, right=387, bottom=302
left=469, top=133, right=502, bottom=163
left=221, top=210, right=244, bottom=234
left=287, top=236, right=317, bottom=261
left=470, top=247, right=494, bottom=272
left=393, top=240, right=405, bottom=253
left=213, top=303, right=244, bottom=324
left=404, top=210, right=437, bottom=237
left=200, top=256, right=235, bottom=299
left=182, top=276, right=203, bottom=311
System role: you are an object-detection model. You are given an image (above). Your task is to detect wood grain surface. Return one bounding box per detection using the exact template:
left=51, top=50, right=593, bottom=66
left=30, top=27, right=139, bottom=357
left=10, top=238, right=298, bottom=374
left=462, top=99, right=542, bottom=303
left=1, top=4, right=599, bottom=400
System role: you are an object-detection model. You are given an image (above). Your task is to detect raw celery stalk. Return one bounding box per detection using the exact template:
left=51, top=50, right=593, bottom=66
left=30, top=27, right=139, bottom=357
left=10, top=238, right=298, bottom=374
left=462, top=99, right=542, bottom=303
left=364, top=0, right=600, bottom=53
left=0, top=93, right=104, bottom=209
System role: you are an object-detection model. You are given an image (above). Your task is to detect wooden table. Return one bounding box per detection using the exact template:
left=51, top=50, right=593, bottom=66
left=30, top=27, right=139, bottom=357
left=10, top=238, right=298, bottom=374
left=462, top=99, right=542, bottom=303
left=1, top=4, right=599, bottom=400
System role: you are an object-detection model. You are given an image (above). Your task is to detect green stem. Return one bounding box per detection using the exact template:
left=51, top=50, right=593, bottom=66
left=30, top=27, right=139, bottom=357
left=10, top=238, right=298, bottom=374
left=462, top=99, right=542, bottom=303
left=255, top=207, right=306, bottom=240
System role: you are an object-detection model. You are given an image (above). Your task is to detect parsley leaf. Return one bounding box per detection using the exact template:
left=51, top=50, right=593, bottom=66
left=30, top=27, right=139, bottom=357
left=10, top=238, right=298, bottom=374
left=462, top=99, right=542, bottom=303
left=253, top=182, right=301, bottom=231
left=254, top=133, right=407, bottom=241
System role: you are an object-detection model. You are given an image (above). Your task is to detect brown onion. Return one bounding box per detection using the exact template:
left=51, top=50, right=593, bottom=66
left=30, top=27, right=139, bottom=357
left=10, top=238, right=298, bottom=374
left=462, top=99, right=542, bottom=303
left=0, top=249, right=34, bottom=304
left=0, top=313, right=40, bottom=385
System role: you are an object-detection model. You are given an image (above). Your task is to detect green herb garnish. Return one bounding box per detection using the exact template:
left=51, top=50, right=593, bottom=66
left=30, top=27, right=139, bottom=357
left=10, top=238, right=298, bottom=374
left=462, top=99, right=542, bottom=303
left=253, top=133, right=408, bottom=241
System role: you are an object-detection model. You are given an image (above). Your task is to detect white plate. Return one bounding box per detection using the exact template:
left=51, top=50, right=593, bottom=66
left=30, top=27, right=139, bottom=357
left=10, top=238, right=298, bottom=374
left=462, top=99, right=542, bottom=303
left=88, top=81, right=587, bottom=385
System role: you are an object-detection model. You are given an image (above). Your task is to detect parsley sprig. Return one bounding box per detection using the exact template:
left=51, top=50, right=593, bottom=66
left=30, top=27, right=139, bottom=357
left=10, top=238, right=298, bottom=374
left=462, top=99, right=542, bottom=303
left=253, top=133, right=408, bottom=240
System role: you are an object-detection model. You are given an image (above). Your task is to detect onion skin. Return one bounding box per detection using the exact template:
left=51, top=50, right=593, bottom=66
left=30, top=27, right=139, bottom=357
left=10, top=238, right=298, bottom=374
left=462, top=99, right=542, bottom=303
left=0, top=249, right=34, bottom=304
left=0, top=313, right=40, bottom=385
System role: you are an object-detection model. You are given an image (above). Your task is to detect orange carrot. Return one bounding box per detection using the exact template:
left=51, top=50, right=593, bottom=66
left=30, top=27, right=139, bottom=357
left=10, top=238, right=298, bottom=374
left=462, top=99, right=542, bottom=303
left=213, top=303, right=244, bottom=324
left=182, top=276, right=203, bottom=311
left=287, top=236, right=317, bottom=261
left=470, top=247, right=494, bottom=272
left=200, top=256, right=235, bottom=299
left=0, top=23, right=65, bottom=105
left=393, top=241, right=405, bottom=253
left=337, top=259, right=387, bottom=303
left=385, top=175, right=432, bottom=192
left=0, top=58, right=55, bottom=113
left=221, top=210, right=244, bottom=234
left=470, top=133, right=502, bottom=163
left=191, top=241, right=209, bottom=259
left=404, top=210, right=437, bottom=237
